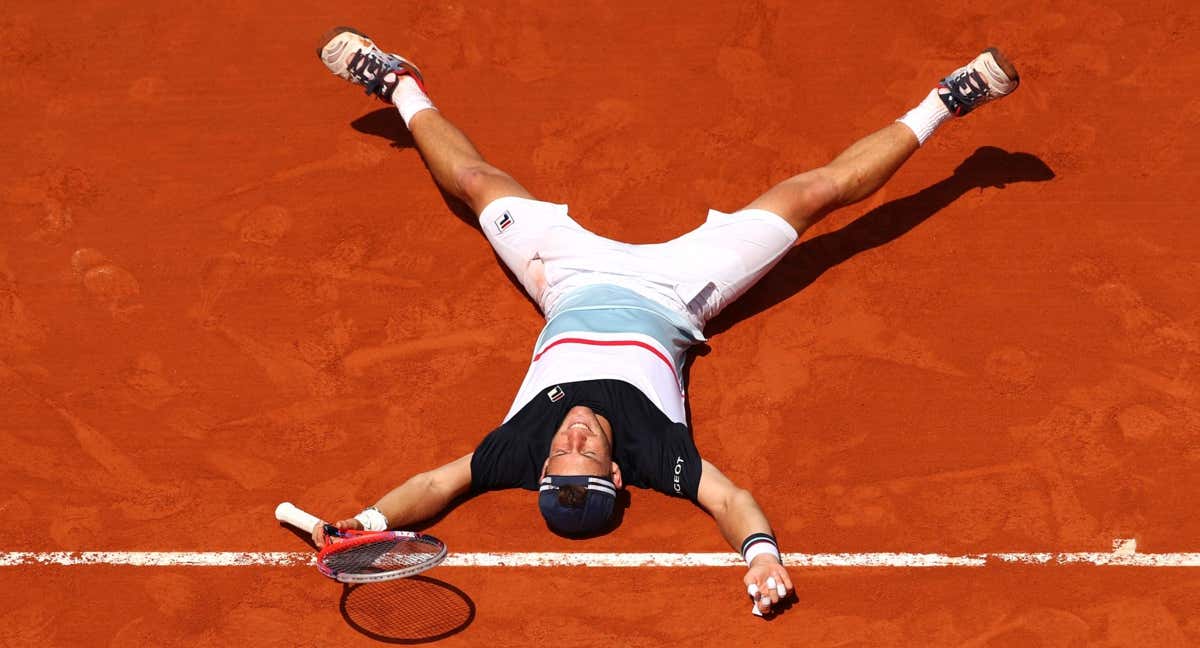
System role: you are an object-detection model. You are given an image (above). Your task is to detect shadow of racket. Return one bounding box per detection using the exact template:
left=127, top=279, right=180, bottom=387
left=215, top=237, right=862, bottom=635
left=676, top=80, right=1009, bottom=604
left=339, top=575, right=476, bottom=644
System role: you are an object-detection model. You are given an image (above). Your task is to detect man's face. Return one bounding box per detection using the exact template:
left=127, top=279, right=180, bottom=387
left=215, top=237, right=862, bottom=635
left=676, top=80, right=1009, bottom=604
left=541, top=405, right=621, bottom=485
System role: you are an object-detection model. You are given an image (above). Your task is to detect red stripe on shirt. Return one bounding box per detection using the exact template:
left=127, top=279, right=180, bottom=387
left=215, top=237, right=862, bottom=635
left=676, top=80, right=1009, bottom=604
left=532, top=337, right=677, bottom=374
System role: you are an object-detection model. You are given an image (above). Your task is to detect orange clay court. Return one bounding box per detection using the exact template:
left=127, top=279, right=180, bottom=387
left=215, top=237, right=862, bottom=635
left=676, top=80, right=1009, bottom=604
left=2, top=1, right=1199, bottom=646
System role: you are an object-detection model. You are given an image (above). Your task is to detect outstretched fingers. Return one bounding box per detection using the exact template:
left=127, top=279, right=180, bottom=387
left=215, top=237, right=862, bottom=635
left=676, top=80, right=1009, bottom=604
left=744, top=558, right=794, bottom=616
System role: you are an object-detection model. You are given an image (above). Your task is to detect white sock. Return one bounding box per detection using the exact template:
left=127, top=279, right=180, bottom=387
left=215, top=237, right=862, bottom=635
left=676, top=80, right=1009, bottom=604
left=392, top=75, right=437, bottom=128
left=896, top=89, right=952, bottom=146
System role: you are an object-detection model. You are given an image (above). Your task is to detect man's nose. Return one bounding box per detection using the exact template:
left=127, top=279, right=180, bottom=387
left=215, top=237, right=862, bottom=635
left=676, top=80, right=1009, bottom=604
left=567, top=426, right=586, bottom=448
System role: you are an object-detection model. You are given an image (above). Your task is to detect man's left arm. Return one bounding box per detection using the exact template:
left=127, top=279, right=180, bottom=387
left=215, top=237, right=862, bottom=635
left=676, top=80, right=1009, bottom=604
left=695, top=458, right=793, bottom=615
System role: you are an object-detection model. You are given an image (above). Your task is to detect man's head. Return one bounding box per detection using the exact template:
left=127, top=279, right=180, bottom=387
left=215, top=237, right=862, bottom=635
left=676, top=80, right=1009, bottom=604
left=538, top=405, right=623, bottom=536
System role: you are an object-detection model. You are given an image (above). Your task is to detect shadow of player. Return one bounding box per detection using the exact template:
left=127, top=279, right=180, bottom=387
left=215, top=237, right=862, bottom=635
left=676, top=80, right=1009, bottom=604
left=706, top=146, right=1056, bottom=336
left=351, top=107, right=416, bottom=150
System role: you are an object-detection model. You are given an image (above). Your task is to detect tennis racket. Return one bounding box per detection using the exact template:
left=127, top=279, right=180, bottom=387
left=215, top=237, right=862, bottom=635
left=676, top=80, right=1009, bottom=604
left=275, top=501, right=448, bottom=583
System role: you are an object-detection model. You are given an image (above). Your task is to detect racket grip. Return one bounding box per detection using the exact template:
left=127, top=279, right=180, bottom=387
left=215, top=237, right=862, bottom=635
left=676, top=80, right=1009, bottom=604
left=275, top=501, right=322, bottom=534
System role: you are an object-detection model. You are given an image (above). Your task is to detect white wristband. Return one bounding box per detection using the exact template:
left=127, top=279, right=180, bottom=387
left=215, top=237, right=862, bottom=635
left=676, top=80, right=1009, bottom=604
left=354, top=506, right=389, bottom=532
left=743, top=541, right=782, bottom=567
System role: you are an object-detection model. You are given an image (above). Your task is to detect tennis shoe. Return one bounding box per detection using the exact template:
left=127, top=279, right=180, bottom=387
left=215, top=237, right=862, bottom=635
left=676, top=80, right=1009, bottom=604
left=937, top=48, right=1019, bottom=117
left=317, top=27, right=425, bottom=102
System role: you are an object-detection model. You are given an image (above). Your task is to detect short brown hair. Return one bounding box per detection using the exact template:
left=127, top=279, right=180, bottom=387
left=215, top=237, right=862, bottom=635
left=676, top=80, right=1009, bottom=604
left=557, top=484, right=588, bottom=508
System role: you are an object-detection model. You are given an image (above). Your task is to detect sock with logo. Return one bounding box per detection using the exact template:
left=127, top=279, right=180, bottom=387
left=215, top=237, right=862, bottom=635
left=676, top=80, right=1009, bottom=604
left=392, top=75, right=437, bottom=128
left=896, top=89, right=952, bottom=146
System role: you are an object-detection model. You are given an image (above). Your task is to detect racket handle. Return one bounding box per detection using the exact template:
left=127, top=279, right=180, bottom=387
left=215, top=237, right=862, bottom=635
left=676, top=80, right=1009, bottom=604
left=275, top=501, right=322, bottom=534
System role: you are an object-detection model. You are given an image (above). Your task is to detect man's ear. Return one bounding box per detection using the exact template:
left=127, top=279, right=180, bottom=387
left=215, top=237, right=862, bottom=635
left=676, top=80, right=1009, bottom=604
left=610, top=461, right=623, bottom=489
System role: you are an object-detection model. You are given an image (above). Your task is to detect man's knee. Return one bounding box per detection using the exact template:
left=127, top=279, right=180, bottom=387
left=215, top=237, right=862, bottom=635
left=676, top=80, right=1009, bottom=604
left=793, top=169, right=842, bottom=210
left=455, top=164, right=532, bottom=214
left=745, top=169, right=841, bottom=233
left=454, top=164, right=501, bottom=200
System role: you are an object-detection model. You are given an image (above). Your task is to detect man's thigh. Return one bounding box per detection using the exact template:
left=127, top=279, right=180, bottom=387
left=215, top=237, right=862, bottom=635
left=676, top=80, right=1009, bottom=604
left=477, top=196, right=593, bottom=307
left=478, top=200, right=797, bottom=325
left=652, top=207, right=798, bottom=324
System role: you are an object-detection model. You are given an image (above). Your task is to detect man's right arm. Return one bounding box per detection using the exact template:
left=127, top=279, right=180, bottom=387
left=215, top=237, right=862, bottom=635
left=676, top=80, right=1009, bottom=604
left=314, top=453, right=474, bottom=546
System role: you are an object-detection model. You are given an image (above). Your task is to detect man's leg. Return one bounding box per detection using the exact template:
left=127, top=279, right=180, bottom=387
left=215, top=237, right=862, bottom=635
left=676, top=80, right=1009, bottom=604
left=404, top=105, right=535, bottom=216
left=744, top=123, right=919, bottom=235
left=318, top=27, right=533, bottom=215
left=395, top=84, right=564, bottom=302
left=652, top=48, right=1022, bottom=327
left=745, top=48, right=1020, bottom=237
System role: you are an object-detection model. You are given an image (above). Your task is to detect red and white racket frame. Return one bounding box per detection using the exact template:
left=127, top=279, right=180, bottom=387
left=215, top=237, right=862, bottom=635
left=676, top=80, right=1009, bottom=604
left=275, top=501, right=448, bottom=583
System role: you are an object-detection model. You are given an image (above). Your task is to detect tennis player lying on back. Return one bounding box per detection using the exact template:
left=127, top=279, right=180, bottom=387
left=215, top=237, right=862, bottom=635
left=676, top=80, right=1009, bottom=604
left=312, top=27, right=1021, bottom=615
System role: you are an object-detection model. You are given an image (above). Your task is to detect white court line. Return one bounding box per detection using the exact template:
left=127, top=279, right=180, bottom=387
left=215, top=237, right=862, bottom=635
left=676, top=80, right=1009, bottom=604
left=3, top=540, right=1200, bottom=568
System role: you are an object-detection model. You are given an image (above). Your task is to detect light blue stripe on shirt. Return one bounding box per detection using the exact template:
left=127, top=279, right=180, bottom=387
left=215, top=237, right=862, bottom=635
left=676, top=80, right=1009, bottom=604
left=537, top=284, right=706, bottom=380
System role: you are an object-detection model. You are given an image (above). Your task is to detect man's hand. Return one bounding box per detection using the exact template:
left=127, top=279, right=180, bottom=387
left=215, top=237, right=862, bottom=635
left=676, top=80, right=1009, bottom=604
left=695, top=460, right=794, bottom=616
left=307, top=455, right=472, bottom=549
left=311, top=518, right=363, bottom=547
left=744, top=554, right=793, bottom=615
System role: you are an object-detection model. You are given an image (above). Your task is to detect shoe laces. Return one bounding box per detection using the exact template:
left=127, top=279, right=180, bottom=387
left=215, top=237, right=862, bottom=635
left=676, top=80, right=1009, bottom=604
left=944, top=67, right=990, bottom=103
left=346, top=47, right=399, bottom=85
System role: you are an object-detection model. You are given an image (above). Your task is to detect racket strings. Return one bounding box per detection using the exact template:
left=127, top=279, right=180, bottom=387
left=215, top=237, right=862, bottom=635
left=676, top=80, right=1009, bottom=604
left=323, top=537, right=443, bottom=575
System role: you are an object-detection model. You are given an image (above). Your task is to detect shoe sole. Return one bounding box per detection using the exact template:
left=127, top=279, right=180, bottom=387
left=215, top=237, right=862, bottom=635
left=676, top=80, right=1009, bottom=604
left=316, top=26, right=425, bottom=89
left=316, top=26, right=367, bottom=60
left=983, top=46, right=1019, bottom=85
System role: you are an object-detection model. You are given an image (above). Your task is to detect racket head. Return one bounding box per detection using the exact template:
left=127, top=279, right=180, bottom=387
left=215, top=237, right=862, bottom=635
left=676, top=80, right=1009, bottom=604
left=317, top=529, right=448, bottom=584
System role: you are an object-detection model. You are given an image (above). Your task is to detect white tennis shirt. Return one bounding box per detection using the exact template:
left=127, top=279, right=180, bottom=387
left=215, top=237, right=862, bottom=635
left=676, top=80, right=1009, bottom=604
left=503, top=284, right=705, bottom=424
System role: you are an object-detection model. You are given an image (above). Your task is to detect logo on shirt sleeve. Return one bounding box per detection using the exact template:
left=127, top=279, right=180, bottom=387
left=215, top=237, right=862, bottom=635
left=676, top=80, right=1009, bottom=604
left=546, top=385, right=565, bottom=403
left=673, top=456, right=685, bottom=494
left=494, top=211, right=515, bottom=234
